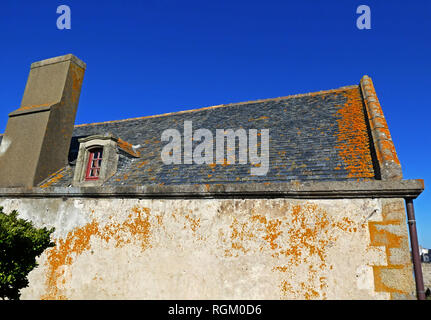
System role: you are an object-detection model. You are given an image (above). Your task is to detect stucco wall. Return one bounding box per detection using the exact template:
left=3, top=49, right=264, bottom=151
left=0, top=197, right=415, bottom=300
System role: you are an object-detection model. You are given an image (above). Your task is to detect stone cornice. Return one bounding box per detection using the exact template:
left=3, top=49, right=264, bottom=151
left=0, top=179, right=424, bottom=199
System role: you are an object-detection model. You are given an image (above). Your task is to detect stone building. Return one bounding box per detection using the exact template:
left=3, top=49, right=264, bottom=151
left=422, top=263, right=431, bottom=296
left=420, top=247, right=430, bottom=263
left=0, top=54, right=425, bottom=299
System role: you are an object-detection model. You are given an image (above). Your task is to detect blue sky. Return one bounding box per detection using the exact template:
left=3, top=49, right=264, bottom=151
left=0, top=1, right=430, bottom=247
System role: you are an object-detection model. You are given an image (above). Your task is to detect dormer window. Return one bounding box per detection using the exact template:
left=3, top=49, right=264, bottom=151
left=72, top=134, right=118, bottom=186
left=72, top=133, right=140, bottom=187
left=85, top=147, right=103, bottom=180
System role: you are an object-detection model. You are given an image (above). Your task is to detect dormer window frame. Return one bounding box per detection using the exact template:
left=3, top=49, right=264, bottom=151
left=72, top=134, right=119, bottom=187
left=85, top=146, right=103, bottom=181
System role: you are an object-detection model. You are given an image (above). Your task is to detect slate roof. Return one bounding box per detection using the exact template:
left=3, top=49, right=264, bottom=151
left=2, top=83, right=384, bottom=187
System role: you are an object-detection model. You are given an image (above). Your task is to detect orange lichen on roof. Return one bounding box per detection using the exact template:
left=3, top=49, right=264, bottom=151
left=39, top=168, right=65, bottom=188
left=117, top=138, right=140, bottom=157
left=137, top=160, right=149, bottom=168
left=249, top=116, right=269, bottom=122
left=334, top=88, right=375, bottom=179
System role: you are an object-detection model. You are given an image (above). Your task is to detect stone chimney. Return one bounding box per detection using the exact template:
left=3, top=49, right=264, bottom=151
left=0, top=54, right=86, bottom=187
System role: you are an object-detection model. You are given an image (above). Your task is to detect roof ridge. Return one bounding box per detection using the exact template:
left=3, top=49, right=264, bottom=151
left=74, top=84, right=359, bottom=128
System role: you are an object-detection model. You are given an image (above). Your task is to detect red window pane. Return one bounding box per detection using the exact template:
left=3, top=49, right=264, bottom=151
left=85, top=148, right=103, bottom=180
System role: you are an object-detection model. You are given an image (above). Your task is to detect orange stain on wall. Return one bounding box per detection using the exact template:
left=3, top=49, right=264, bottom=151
left=41, top=206, right=152, bottom=300
left=184, top=214, right=200, bottom=233
left=223, top=202, right=362, bottom=299
left=225, top=218, right=256, bottom=257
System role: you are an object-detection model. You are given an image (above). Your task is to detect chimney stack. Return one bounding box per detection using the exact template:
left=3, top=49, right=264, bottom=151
left=0, top=54, right=86, bottom=187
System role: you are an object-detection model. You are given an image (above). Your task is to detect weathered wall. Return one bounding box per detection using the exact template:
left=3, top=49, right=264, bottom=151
left=0, top=197, right=415, bottom=300
left=421, top=263, right=431, bottom=293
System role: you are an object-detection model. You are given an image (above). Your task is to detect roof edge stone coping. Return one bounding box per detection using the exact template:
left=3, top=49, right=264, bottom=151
left=360, top=75, right=403, bottom=180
